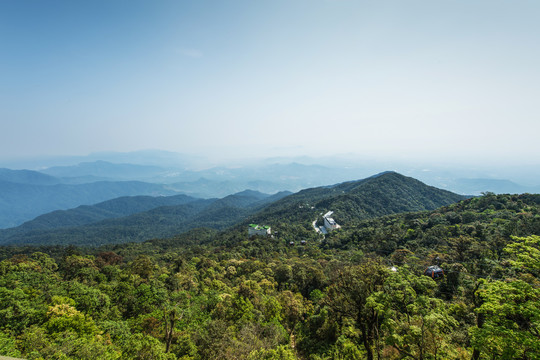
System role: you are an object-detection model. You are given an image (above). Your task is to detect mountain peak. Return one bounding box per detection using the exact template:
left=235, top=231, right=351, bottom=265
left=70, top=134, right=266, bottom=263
left=233, top=189, right=269, bottom=198
left=370, top=170, right=399, bottom=178
left=250, top=172, right=466, bottom=225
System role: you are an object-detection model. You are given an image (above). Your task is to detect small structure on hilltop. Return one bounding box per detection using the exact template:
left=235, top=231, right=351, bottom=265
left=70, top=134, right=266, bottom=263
left=248, top=224, right=271, bottom=237
left=323, top=211, right=341, bottom=232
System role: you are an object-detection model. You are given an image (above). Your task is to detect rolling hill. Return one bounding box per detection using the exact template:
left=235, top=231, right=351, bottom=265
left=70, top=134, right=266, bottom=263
left=0, top=190, right=291, bottom=246
left=1, top=194, right=200, bottom=233
left=0, top=179, right=180, bottom=228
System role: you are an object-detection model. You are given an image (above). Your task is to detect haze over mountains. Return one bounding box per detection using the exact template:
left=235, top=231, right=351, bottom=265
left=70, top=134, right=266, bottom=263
left=0, top=150, right=539, bottom=229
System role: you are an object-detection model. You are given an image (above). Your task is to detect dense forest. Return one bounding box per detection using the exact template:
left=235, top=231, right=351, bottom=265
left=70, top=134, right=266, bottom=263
left=0, top=192, right=538, bottom=359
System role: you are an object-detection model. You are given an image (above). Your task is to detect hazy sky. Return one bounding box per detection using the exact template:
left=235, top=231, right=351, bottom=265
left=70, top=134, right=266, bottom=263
left=1, top=0, right=539, bottom=163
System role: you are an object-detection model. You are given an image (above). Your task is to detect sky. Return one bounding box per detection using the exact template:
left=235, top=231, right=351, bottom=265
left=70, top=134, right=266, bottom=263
left=1, top=0, right=539, bottom=164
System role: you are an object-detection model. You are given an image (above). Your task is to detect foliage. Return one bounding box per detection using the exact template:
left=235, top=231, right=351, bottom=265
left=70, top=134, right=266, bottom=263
left=0, top=193, right=538, bottom=359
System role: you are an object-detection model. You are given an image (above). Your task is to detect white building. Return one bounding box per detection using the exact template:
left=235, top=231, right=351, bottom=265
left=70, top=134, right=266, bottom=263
left=323, top=211, right=341, bottom=232
left=248, top=224, right=271, bottom=237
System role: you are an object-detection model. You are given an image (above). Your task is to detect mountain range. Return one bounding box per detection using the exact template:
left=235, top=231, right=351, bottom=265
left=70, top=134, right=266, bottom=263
left=1, top=152, right=538, bottom=229
left=0, top=172, right=465, bottom=246
left=0, top=168, right=179, bottom=228
left=0, top=189, right=291, bottom=246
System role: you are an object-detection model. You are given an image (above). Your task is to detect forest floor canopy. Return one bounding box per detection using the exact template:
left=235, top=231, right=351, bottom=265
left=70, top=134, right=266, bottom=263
left=0, top=193, right=538, bottom=359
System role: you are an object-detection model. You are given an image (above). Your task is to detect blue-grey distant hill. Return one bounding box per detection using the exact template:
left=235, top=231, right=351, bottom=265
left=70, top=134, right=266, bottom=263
left=443, top=178, right=540, bottom=195
left=0, top=168, right=60, bottom=185
left=3, top=150, right=539, bottom=195
left=40, top=160, right=540, bottom=196
left=6, top=194, right=199, bottom=232
left=0, top=190, right=291, bottom=246
left=34, top=160, right=366, bottom=198
left=35, top=160, right=356, bottom=196
left=0, top=178, right=179, bottom=228
left=3, top=158, right=534, bottom=229
left=40, top=160, right=169, bottom=181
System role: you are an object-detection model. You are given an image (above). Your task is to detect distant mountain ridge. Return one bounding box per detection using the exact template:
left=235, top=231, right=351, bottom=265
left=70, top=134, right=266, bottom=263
left=5, top=194, right=199, bottom=233
left=443, top=178, right=540, bottom=195
left=0, top=190, right=291, bottom=246
left=0, top=172, right=465, bottom=246
left=0, top=159, right=352, bottom=228
left=41, top=160, right=169, bottom=181
left=2, top=154, right=536, bottom=229
left=0, top=168, right=60, bottom=185
left=0, top=180, right=179, bottom=228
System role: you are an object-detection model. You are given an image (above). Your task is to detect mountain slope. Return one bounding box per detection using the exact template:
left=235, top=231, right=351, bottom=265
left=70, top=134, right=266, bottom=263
left=247, top=171, right=467, bottom=226
left=0, top=168, right=60, bottom=185
left=0, top=190, right=290, bottom=246
left=0, top=180, right=179, bottom=228
left=0, top=199, right=215, bottom=246
left=2, top=194, right=199, bottom=233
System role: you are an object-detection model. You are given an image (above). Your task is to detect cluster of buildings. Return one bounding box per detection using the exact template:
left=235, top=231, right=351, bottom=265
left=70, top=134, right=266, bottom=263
left=248, top=224, right=271, bottom=237
left=249, top=223, right=310, bottom=246
left=249, top=210, right=341, bottom=240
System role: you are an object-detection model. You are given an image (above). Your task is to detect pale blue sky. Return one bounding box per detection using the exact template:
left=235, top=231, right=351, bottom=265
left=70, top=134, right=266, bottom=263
left=1, top=0, right=539, bottom=163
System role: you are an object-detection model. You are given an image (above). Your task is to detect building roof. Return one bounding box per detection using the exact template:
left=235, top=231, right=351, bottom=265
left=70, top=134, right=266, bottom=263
left=249, top=224, right=270, bottom=229
left=325, top=217, right=337, bottom=225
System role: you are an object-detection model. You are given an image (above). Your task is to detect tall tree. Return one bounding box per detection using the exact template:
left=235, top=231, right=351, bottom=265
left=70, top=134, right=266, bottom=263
left=324, top=260, right=387, bottom=360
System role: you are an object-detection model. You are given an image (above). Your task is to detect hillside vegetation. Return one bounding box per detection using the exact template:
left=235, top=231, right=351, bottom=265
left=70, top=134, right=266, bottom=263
left=242, top=171, right=466, bottom=244
left=0, top=177, right=537, bottom=359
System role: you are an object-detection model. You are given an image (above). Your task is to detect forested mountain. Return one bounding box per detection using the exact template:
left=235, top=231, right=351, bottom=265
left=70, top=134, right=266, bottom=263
left=0, top=190, right=290, bottom=246
left=1, top=157, right=535, bottom=230
left=248, top=171, right=467, bottom=226
left=0, top=180, right=179, bottom=228
left=320, top=192, right=540, bottom=257
left=0, top=193, right=538, bottom=360
left=0, top=194, right=200, bottom=233
left=0, top=172, right=462, bottom=247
